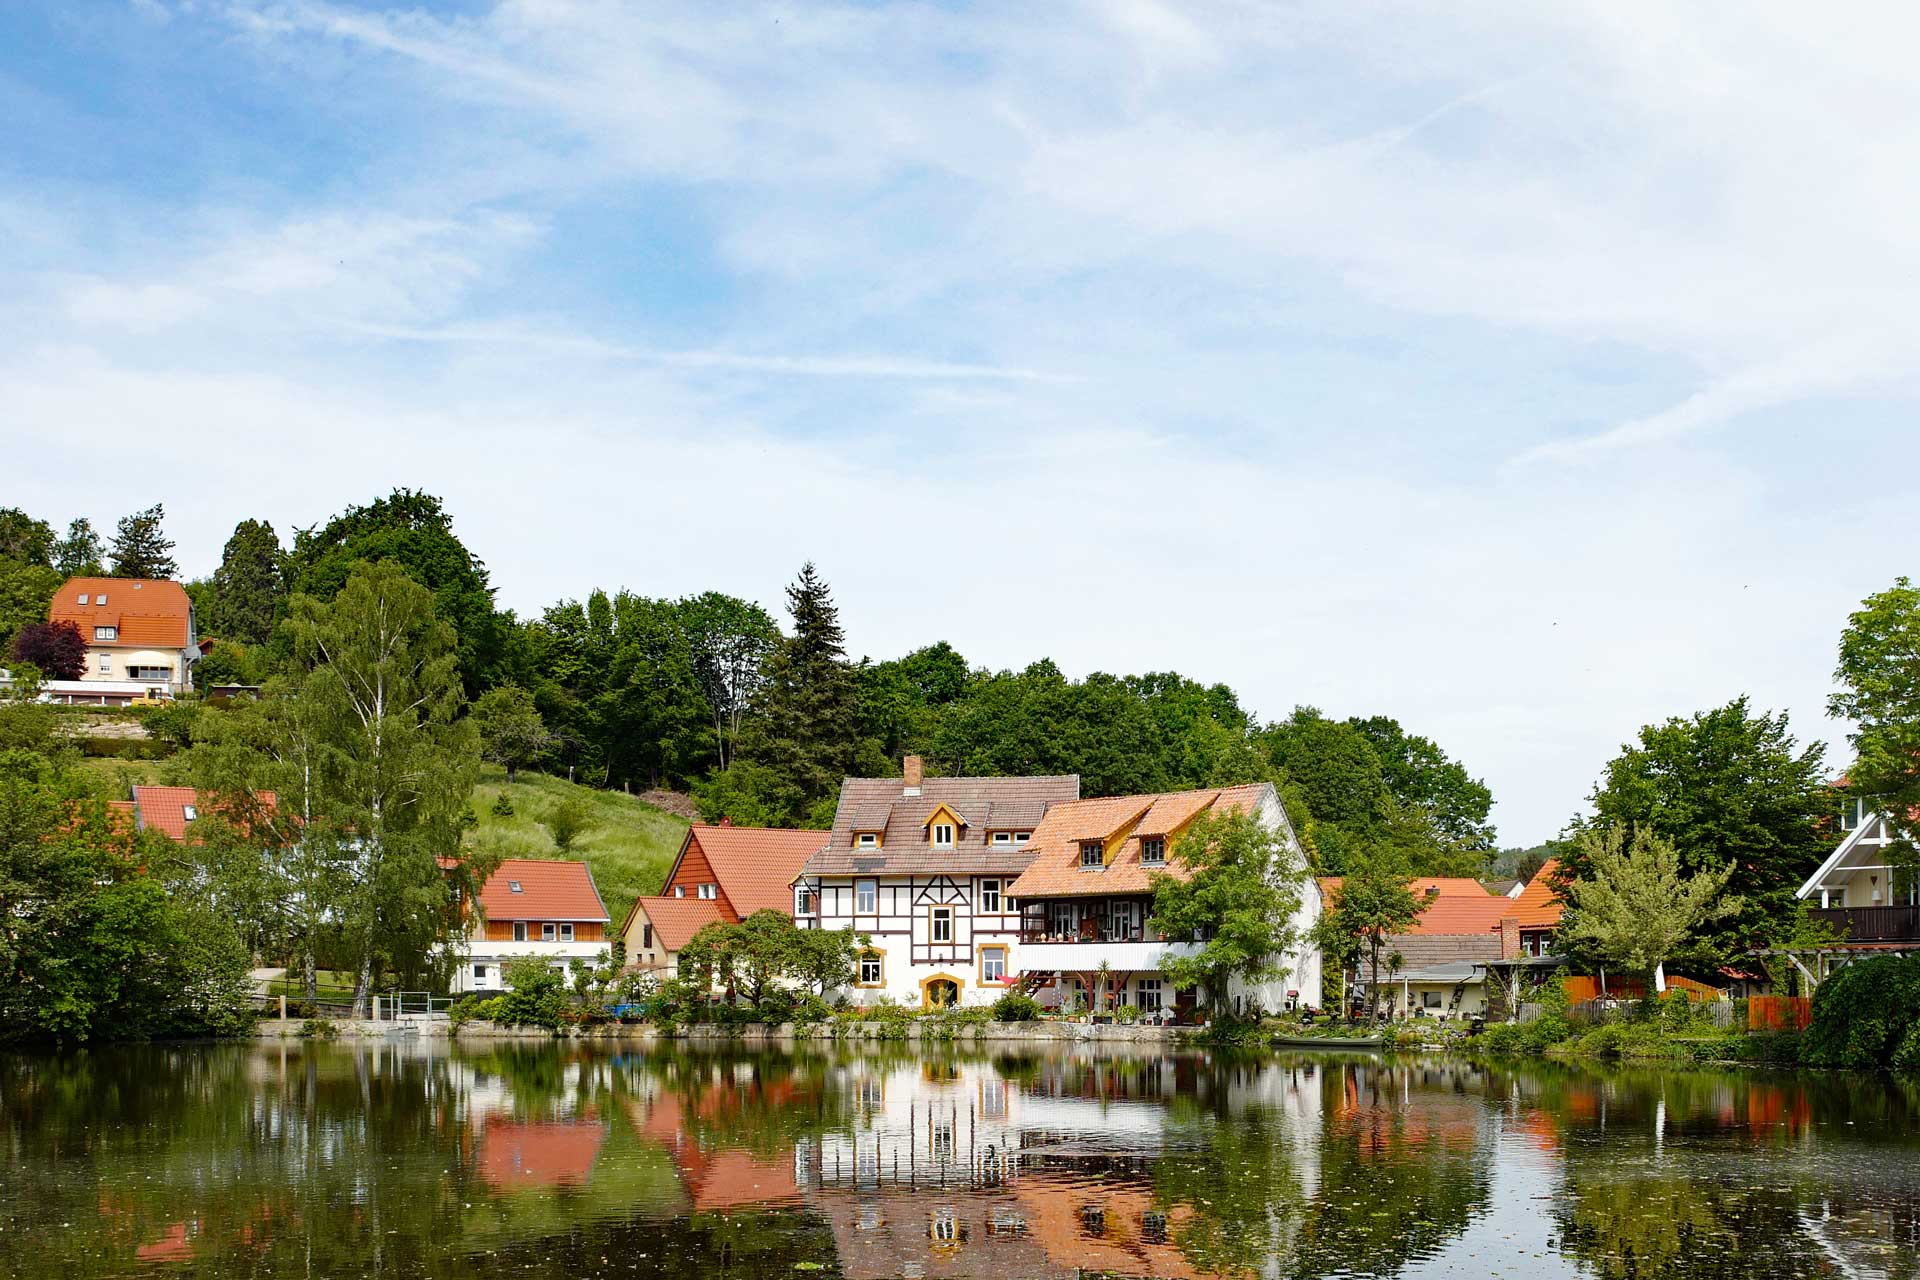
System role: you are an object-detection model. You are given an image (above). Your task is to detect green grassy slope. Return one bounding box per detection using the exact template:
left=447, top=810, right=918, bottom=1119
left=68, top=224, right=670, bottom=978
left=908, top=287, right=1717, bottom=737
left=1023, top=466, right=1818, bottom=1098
left=468, top=767, right=690, bottom=930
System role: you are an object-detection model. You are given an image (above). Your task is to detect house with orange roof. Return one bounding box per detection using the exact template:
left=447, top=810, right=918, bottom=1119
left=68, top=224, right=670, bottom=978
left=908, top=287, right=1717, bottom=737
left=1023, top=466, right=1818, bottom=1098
left=42, top=576, right=203, bottom=703
left=1508, top=858, right=1568, bottom=955
left=451, top=858, right=611, bottom=993
left=1006, top=782, right=1321, bottom=1018
left=619, top=822, right=828, bottom=973
left=793, top=756, right=1081, bottom=1008
left=1316, top=875, right=1531, bottom=1019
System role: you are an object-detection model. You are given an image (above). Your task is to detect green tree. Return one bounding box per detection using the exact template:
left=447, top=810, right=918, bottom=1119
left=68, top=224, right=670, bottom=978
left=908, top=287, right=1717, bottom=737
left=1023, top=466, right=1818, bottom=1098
left=0, top=558, right=63, bottom=657
left=1830, top=577, right=1920, bottom=868
left=678, top=591, right=779, bottom=770
left=1575, top=697, right=1832, bottom=961
left=286, top=489, right=501, bottom=693
left=1313, top=853, right=1430, bottom=1023
left=1349, top=714, right=1496, bottom=853
left=472, top=684, right=554, bottom=782
left=542, top=795, right=593, bottom=852
left=204, top=519, right=285, bottom=644
left=283, top=560, right=479, bottom=1014
left=1149, top=808, right=1306, bottom=1020
left=1560, top=826, right=1742, bottom=993
left=737, top=564, right=864, bottom=822
left=0, top=510, right=53, bottom=566
left=793, top=922, right=866, bottom=997
left=51, top=519, right=103, bottom=576
left=107, top=504, right=178, bottom=579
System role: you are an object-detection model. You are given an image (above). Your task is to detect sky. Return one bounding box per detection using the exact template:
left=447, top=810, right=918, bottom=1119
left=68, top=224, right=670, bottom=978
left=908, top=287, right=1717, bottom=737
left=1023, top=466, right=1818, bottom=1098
left=7, top=1, right=1920, bottom=845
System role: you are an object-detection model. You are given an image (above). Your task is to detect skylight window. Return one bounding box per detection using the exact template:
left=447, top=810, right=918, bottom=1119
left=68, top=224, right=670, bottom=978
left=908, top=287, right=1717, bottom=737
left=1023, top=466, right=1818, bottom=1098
left=509, top=880, right=524, bottom=893
left=182, top=804, right=197, bottom=822
left=77, top=593, right=89, bottom=605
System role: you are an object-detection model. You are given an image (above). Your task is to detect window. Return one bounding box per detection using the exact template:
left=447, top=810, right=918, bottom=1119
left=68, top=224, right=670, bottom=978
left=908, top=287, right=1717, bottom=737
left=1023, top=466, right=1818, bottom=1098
left=541, top=922, right=557, bottom=940
left=931, top=1123, right=954, bottom=1162
left=77, top=593, right=88, bottom=605
left=1014, top=831, right=1031, bottom=843
left=674, top=885, right=685, bottom=898
left=98, top=654, right=112, bottom=673
left=94, top=626, right=117, bottom=641
left=559, top=923, right=575, bottom=941
left=858, top=952, right=884, bottom=985
left=698, top=883, right=718, bottom=900
left=1080, top=840, right=1104, bottom=868
left=473, top=964, right=488, bottom=981
left=982, top=1079, right=1008, bottom=1119
left=508, top=880, right=523, bottom=894
left=512, top=922, right=527, bottom=942
left=857, top=831, right=878, bottom=847
left=933, top=822, right=955, bottom=848
left=95, top=594, right=105, bottom=605
left=1422, top=990, right=1443, bottom=1010
left=979, top=878, right=1000, bottom=913
left=991, top=831, right=1011, bottom=845
left=1141, top=838, right=1165, bottom=865
left=642, top=923, right=653, bottom=950
left=1142, top=1211, right=1169, bottom=1245
left=856, top=878, right=878, bottom=914
left=981, top=945, right=1007, bottom=983
left=1136, top=978, right=1162, bottom=1011
left=931, top=1207, right=958, bottom=1243
left=930, top=906, right=953, bottom=943
left=181, top=804, right=197, bottom=822
left=796, top=887, right=819, bottom=916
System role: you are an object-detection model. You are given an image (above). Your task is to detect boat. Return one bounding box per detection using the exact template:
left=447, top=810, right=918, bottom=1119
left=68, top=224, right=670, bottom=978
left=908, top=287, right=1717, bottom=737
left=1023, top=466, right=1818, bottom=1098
left=1270, top=1034, right=1385, bottom=1050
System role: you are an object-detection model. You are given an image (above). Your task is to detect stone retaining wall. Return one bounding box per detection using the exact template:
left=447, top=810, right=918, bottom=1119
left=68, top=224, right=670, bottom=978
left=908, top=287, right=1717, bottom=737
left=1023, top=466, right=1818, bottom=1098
left=255, top=1017, right=1191, bottom=1045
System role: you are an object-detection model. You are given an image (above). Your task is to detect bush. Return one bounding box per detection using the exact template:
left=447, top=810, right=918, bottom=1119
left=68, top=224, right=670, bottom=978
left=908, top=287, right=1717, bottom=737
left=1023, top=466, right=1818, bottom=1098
left=991, top=991, right=1043, bottom=1023
left=1115, top=1002, right=1140, bottom=1024
left=1804, top=953, right=1920, bottom=1070
left=490, top=793, right=515, bottom=818
left=495, top=957, right=569, bottom=1029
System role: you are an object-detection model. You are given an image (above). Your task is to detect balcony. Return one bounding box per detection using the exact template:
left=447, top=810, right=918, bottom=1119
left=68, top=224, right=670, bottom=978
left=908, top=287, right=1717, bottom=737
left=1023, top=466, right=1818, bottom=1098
left=1018, top=935, right=1200, bottom=974
left=1808, top=905, right=1920, bottom=942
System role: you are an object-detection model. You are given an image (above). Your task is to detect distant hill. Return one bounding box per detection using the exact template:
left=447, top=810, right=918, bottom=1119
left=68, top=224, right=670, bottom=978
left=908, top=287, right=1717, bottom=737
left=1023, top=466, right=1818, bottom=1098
left=468, top=768, right=691, bottom=932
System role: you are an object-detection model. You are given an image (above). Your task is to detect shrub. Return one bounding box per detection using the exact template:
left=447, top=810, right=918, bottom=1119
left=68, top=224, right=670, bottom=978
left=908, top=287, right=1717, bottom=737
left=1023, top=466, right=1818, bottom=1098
left=490, top=793, right=515, bottom=818
left=298, top=1018, right=339, bottom=1040
left=1804, top=953, right=1920, bottom=1070
left=991, top=991, right=1042, bottom=1023
left=1115, top=1002, right=1140, bottom=1024
left=542, top=796, right=593, bottom=852
left=495, top=957, right=569, bottom=1029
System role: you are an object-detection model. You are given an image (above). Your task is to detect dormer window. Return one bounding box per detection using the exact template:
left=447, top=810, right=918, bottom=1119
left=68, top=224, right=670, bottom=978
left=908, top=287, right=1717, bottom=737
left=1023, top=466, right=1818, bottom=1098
left=1015, top=832, right=1030, bottom=843
left=1141, top=838, right=1165, bottom=865
left=933, top=823, right=955, bottom=849
left=1079, top=841, right=1104, bottom=869
left=857, top=832, right=879, bottom=848
left=95, top=626, right=117, bottom=641
left=674, top=885, right=685, bottom=898
left=991, top=831, right=1011, bottom=845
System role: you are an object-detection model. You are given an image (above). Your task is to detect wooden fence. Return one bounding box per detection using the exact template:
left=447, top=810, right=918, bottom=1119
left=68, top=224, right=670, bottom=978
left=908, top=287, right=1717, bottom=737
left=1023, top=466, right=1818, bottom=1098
left=1747, top=995, right=1811, bottom=1033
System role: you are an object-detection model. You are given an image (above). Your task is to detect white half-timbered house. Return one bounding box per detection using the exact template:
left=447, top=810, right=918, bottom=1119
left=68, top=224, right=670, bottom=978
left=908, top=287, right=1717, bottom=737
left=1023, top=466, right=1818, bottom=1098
left=792, top=757, right=1079, bottom=1008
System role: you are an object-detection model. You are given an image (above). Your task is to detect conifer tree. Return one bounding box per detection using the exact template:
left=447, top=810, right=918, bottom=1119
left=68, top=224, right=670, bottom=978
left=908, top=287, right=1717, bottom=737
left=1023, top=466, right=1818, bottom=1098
left=739, top=563, right=863, bottom=821
left=52, top=518, right=104, bottom=576
left=108, top=504, right=178, bottom=579
left=205, top=519, right=285, bottom=643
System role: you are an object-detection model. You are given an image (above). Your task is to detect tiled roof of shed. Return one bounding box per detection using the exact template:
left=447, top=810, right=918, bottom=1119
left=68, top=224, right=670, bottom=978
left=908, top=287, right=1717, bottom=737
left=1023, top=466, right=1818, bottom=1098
left=1318, top=876, right=1516, bottom=936
left=801, top=772, right=1080, bottom=877
left=1007, top=784, right=1272, bottom=899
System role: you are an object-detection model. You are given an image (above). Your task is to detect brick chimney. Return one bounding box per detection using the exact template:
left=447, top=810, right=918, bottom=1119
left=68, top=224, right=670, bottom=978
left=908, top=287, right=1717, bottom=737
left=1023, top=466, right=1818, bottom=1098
left=1498, top=916, right=1521, bottom=961
left=903, top=755, right=924, bottom=796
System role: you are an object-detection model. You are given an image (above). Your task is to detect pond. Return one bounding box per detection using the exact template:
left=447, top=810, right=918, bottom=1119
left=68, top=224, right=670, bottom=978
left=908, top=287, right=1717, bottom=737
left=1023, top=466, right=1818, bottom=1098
left=0, top=1040, right=1916, bottom=1279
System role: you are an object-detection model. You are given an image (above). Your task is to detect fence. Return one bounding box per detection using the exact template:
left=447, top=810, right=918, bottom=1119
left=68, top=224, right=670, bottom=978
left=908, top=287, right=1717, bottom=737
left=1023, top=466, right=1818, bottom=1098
left=1748, top=995, right=1812, bottom=1033
left=1518, top=998, right=1738, bottom=1029
left=254, top=991, right=453, bottom=1019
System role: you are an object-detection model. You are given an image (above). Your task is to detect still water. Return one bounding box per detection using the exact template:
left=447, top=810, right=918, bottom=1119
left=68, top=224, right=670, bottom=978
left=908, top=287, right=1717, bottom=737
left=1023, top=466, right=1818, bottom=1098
left=0, top=1040, right=1915, bottom=1279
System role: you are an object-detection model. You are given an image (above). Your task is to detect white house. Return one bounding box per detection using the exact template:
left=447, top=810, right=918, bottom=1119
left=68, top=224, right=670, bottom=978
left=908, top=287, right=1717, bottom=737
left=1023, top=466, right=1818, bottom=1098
left=451, top=858, right=611, bottom=994
left=1006, top=783, right=1323, bottom=1018
left=1796, top=790, right=1920, bottom=941
left=792, top=757, right=1080, bottom=1009
left=44, top=576, right=201, bottom=702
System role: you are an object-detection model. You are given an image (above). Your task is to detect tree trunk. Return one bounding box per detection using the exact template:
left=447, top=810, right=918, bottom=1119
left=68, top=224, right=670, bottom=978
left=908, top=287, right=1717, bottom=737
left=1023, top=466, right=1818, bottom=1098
left=352, top=954, right=372, bottom=1019
left=303, top=948, right=317, bottom=1005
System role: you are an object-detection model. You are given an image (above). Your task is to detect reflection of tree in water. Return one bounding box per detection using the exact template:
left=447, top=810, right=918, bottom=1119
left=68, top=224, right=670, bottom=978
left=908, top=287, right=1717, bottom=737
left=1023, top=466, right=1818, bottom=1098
left=1535, top=1068, right=1920, bottom=1280
left=1151, top=1058, right=1493, bottom=1279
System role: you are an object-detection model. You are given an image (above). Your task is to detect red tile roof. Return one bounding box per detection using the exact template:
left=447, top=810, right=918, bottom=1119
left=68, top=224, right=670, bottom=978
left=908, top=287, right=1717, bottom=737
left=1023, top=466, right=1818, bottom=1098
left=49, top=577, right=193, bottom=649
left=1510, top=858, right=1567, bottom=929
left=627, top=896, right=726, bottom=952
left=478, top=859, right=608, bottom=923
left=130, top=786, right=278, bottom=841
left=1318, top=876, right=1515, bottom=936
left=1007, top=784, right=1273, bottom=899
left=680, top=824, right=826, bottom=917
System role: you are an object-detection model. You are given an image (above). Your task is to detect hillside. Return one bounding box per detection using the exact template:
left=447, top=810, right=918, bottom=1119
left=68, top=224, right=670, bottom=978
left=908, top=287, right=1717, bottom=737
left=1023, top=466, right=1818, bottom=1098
left=468, top=768, right=691, bottom=931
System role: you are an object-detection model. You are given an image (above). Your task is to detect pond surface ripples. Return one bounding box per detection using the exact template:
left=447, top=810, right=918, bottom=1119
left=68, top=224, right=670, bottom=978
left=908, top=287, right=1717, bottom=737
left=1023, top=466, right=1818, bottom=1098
left=0, top=1042, right=1915, bottom=1279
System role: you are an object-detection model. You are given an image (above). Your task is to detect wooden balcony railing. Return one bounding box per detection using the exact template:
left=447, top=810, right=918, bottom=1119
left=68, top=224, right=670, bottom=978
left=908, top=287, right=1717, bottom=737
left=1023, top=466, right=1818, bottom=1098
left=1020, top=923, right=1153, bottom=945
left=1808, top=904, right=1920, bottom=942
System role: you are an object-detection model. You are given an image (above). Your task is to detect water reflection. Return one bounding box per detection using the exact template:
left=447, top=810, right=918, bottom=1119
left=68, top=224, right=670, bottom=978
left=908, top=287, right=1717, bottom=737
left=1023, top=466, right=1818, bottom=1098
left=1, top=1042, right=1916, bottom=1279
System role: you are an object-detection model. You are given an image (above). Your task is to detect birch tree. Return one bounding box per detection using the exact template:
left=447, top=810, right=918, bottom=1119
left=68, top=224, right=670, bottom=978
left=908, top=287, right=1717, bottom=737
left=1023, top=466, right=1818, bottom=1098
left=285, top=561, right=477, bottom=1014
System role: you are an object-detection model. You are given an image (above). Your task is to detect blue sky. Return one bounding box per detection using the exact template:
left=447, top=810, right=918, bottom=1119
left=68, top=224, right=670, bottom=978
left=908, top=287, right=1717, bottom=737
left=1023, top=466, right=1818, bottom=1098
left=9, top=1, right=1920, bottom=843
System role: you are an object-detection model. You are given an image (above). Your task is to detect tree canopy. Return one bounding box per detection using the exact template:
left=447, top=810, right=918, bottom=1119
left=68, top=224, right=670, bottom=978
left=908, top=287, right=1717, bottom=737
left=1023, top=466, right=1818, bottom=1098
left=1830, top=576, right=1920, bottom=865
left=108, top=504, right=178, bottom=579
left=1560, top=826, right=1742, bottom=992
left=204, top=518, right=286, bottom=645
left=1149, top=808, right=1307, bottom=1019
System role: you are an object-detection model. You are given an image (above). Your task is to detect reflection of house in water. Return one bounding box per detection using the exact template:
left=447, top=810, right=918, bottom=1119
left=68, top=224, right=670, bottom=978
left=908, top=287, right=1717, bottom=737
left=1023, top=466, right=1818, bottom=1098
left=478, top=1118, right=607, bottom=1191
left=629, top=1086, right=804, bottom=1212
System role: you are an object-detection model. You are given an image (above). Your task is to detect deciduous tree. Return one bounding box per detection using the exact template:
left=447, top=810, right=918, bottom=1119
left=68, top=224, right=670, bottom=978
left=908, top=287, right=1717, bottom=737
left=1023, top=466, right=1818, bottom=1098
left=51, top=518, right=104, bottom=576
left=472, top=684, right=554, bottom=782
left=10, top=620, right=86, bottom=681
left=1149, top=808, right=1306, bottom=1020
left=1830, top=577, right=1920, bottom=867
left=1313, top=853, right=1430, bottom=1023
left=1560, top=826, right=1741, bottom=993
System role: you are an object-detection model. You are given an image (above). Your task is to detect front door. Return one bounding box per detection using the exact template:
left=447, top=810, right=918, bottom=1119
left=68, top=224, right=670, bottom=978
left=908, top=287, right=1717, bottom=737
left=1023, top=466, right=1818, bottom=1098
left=923, top=978, right=960, bottom=1009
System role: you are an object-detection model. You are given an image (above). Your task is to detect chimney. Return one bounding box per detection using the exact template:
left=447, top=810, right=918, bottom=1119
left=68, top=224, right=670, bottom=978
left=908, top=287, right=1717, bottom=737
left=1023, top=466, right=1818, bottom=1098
left=719, top=816, right=733, bottom=827
left=903, top=755, right=924, bottom=796
left=1498, top=916, right=1521, bottom=961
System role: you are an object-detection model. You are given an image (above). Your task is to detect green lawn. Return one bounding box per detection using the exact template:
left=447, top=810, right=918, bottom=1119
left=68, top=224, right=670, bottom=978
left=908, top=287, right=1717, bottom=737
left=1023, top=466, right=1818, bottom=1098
left=468, top=767, right=690, bottom=930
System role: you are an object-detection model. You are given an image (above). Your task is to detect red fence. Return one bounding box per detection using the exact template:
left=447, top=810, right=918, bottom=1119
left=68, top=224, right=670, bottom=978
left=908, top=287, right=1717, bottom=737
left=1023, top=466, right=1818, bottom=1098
left=1748, top=995, right=1811, bottom=1032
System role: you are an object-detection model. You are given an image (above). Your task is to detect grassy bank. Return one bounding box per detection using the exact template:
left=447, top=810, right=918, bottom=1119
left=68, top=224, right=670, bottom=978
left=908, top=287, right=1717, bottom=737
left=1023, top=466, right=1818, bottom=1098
left=468, top=767, right=690, bottom=929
